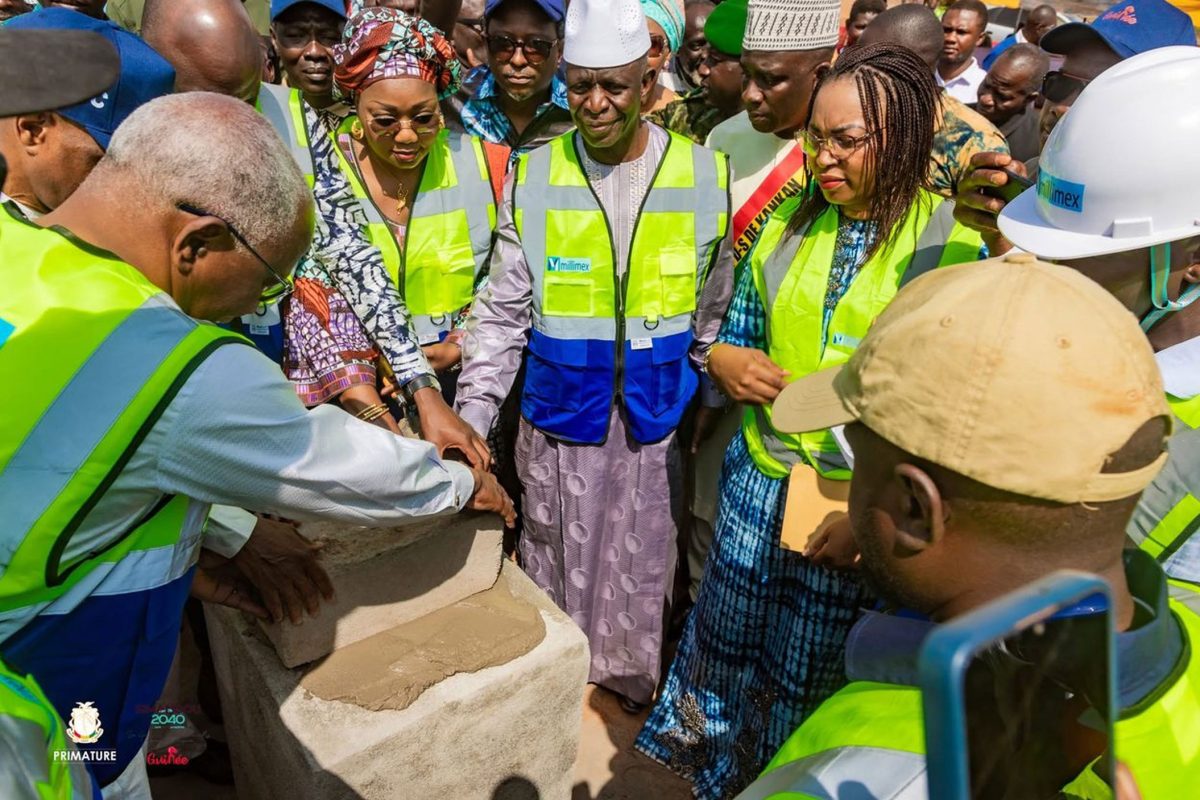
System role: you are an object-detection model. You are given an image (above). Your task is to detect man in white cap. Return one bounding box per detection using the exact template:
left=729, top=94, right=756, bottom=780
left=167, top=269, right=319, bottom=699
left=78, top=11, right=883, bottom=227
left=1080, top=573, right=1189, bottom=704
left=454, top=0, right=735, bottom=714
left=996, top=47, right=1200, bottom=589
left=737, top=253, right=1199, bottom=799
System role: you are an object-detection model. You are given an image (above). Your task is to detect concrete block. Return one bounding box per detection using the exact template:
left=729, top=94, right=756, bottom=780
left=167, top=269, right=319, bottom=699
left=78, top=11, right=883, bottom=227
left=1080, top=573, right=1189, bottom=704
left=261, top=512, right=503, bottom=667
left=206, top=560, right=591, bottom=800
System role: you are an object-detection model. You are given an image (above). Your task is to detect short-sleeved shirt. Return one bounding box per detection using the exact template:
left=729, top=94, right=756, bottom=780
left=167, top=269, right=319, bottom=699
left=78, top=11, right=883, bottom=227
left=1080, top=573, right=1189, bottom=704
left=930, top=93, right=1010, bottom=197
left=647, top=88, right=731, bottom=146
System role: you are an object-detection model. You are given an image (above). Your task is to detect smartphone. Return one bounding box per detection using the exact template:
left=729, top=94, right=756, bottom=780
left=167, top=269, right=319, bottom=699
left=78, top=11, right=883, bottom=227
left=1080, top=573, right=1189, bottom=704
left=920, top=571, right=1117, bottom=800
left=989, top=168, right=1035, bottom=203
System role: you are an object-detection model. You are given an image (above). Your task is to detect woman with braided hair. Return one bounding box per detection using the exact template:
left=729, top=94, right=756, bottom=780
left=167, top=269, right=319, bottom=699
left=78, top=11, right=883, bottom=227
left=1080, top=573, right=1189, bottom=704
left=637, top=42, right=985, bottom=799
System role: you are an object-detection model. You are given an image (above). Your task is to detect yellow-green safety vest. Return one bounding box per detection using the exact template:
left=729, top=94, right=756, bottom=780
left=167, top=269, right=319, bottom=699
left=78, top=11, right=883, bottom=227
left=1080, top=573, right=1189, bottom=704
left=1132, top=392, right=1200, bottom=563
left=255, top=83, right=317, bottom=188
left=742, top=190, right=983, bottom=479
left=0, top=658, right=93, bottom=800
left=737, top=582, right=1200, bottom=800
left=0, top=209, right=241, bottom=613
left=332, top=117, right=497, bottom=344
left=511, top=130, right=730, bottom=444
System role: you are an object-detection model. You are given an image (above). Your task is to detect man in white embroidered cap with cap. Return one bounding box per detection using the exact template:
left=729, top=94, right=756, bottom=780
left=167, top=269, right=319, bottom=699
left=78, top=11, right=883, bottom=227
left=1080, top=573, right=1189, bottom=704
left=736, top=253, right=1199, bottom=800
left=454, top=0, right=736, bottom=713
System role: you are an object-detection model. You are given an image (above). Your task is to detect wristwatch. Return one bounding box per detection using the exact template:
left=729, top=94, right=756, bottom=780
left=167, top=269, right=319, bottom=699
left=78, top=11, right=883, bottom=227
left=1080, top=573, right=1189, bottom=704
left=401, top=374, right=441, bottom=402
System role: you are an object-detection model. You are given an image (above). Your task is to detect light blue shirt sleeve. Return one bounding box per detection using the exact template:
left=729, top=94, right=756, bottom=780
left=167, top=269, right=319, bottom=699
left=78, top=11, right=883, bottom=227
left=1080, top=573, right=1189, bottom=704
left=153, top=343, right=475, bottom=523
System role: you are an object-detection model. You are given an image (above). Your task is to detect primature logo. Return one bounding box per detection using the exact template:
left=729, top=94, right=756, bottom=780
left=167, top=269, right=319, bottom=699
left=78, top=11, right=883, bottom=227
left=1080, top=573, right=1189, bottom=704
left=66, top=701, right=104, bottom=745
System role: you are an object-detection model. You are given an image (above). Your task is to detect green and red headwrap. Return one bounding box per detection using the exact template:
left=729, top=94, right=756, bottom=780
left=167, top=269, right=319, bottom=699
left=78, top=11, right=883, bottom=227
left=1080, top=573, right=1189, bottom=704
left=333, top=8, right=463, bottom=101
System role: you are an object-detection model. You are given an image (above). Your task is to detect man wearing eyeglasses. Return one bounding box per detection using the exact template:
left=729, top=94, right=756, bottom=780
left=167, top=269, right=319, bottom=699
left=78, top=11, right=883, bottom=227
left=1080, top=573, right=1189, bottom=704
left=443, top=0, right=573, bottom=171
left=0, top=92, right=515, bottom=799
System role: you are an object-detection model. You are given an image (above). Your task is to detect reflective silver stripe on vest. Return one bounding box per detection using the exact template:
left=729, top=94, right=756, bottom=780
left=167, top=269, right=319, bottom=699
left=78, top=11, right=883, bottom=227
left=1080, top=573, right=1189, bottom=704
left=0, top=714, right=52, bottom=792
left=518, top=134, right=725, bottom=340
left=1127, top=424, right=1200, bottom=556
left=1169, top=583, right=1200, bottom=615
left=753, top=197, right=959, bottom=471
left=733, top=746, right=928, bottom=800
left=0, top=295, right=198, bottom=579
left=760, top=197, right=957, bottom=315
left=257, top=84, right=313, bottom=177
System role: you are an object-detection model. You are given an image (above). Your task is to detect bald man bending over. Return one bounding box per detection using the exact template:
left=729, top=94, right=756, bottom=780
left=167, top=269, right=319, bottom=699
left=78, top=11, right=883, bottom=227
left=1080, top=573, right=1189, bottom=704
left=142, top=0, right=263, bottom=103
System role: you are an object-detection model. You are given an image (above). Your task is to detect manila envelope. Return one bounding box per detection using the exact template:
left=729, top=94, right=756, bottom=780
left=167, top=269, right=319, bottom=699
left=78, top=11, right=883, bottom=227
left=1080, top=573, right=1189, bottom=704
left=779, top=463, right=850, bottom=552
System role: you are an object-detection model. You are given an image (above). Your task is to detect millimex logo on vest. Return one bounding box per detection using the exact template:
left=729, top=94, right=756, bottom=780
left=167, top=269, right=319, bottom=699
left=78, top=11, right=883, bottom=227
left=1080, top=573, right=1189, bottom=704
left=546, top=256, right=592, bottom=273
left=55, top=701, right=118, bottom=763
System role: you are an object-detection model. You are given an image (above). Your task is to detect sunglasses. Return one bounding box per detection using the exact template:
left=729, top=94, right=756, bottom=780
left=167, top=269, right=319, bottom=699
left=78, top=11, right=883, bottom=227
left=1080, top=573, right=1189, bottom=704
left=1041, top=70, right=1092, bottom=104
left=177, top=203, right=294, bottom=307
left=364, top=109, right=443, bottom=138
left=649, top=34, right=668, bottom=57
left=487, top=34, right=558, bottom=65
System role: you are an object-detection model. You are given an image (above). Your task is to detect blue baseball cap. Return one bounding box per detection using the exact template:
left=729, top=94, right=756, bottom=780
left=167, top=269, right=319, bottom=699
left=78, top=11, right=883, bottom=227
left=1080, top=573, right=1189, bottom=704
left=1041, top=0, right=1196, bottom=60
left=484, top=0, right=566, bottom=23
left=271, top=0, right=347, bottom=21
left=5, top=8, right=174, bottom=149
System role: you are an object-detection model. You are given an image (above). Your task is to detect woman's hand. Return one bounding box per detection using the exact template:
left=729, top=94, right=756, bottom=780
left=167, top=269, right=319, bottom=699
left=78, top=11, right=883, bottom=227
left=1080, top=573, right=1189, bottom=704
left=422, top=341, right=462, bottom=372
left=339, top=384, right=400, bottom=433
left=707, top=344, right=790, bottom=406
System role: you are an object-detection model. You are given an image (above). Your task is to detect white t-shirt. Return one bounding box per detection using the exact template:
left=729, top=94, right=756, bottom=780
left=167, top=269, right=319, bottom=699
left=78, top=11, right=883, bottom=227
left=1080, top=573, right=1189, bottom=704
left=705, top=111, right=809, bottom=259
left=937, top=57, right=987, bottom=105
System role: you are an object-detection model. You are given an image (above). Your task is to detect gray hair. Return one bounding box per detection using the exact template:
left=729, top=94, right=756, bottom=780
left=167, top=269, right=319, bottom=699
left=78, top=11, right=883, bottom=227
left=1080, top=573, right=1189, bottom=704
left=100, top=92, right=310, bottom=249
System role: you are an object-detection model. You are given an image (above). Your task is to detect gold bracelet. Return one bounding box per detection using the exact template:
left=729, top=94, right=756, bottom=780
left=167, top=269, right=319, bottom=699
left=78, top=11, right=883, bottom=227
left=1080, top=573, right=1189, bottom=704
left=355, top=403, right=388, bottom=421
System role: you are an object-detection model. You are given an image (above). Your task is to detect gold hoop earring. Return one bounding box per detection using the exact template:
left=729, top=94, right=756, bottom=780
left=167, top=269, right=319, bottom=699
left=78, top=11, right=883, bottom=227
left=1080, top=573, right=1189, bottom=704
left=350, top=119, right=364, bottom=140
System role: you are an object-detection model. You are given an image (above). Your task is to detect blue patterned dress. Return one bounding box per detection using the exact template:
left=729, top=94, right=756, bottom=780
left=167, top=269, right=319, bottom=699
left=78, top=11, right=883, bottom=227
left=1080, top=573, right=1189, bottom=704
left=636, top=215, right=878, bottom=800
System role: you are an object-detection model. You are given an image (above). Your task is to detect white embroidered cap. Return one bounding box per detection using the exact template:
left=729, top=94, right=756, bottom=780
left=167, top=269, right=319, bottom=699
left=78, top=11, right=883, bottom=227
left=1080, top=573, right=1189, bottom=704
left=564, top=0, right=652, bottom=68
left=743, top=0, right=841, bottom=52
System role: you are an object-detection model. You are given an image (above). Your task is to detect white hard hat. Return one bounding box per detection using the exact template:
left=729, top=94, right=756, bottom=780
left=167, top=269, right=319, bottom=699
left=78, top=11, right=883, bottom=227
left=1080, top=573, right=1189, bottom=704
left=999, top=46, right=1200, bottom=259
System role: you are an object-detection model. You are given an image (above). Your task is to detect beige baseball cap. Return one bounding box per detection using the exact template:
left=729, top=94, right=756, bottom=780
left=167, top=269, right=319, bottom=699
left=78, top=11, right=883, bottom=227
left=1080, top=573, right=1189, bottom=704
left=772, top=253, right=1170, bottom=504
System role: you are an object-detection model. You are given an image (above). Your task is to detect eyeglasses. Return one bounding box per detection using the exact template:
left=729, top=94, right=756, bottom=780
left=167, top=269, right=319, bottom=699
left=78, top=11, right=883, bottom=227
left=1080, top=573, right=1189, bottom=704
left=363, top=109, right=444, bottom=138
left=799, top=128, right=878, bottom=160
left=176, top=202, right=294, bottom=306
left=1041, top=70, right=1092, bottom=104
left=487, top=34, right=558, bottom=65
left=648, top=34, right=668, bottom=57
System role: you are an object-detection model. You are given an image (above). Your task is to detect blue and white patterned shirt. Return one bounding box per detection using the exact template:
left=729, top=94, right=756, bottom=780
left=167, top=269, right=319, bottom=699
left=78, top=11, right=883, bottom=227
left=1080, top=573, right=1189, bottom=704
left=459, top=67, right=571, bottom=165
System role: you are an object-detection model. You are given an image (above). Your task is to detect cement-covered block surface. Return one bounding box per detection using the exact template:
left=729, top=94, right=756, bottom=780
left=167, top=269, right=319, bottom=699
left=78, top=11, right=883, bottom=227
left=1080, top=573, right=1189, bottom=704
left=261, top=512, right=503, bottom=667
left=206, top=560, right=591, bottom=800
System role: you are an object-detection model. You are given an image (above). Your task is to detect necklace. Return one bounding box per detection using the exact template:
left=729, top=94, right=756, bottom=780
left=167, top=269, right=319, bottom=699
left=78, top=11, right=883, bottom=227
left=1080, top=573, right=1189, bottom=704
left=388, top=180, right=410, bottom=215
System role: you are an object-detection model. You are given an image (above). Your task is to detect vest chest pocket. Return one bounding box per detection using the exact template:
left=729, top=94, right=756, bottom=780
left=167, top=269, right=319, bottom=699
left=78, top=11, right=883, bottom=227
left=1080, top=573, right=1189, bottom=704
left=658, top=248, right=699, bottom=318
left=407, top=239, right=476, bottom=316
left=543, top=273, right=597, bottom=317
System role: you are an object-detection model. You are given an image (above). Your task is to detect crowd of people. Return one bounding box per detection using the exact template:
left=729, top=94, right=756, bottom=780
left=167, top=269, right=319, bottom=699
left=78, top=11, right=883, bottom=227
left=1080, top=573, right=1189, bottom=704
left=1, top=0, right=1199, bottom=798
